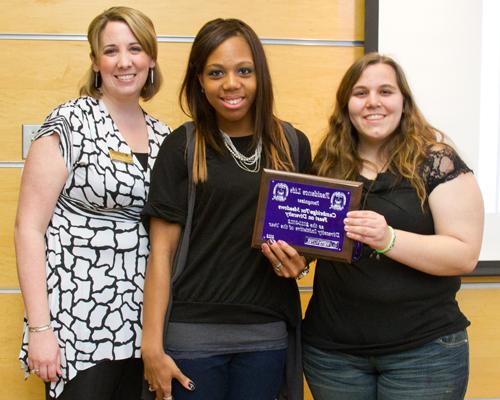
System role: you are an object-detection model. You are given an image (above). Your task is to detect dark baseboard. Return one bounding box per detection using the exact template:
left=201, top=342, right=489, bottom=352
left=467, top=260, right=500, bottom=276
left=364, top=0, right=379, bottom=53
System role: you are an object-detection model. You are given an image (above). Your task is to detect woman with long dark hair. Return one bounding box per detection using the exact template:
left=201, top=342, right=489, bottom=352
left=141, top=18, right=311, bottom=400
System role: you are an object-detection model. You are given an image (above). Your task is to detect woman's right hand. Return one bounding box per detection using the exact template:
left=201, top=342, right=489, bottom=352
left=143, top=348, right=194, bottom=400
left=28, top=329, right=62, bottom=382
left=142, top=219, right=191, bottom=398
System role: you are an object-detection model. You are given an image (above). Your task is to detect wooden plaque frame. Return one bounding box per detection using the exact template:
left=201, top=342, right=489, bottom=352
left=252, top=169, right=363, bottom=262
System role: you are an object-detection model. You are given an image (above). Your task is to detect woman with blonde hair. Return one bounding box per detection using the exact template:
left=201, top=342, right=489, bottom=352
left=302, top=52, right=484, bottom=399
left=15, top=6, right=170, bottom=399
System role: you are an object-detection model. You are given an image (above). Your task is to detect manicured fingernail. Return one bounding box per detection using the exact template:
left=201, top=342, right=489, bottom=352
left=188, top=381, right=196, bottom=391
left=267, top=239, right=276, bottom=245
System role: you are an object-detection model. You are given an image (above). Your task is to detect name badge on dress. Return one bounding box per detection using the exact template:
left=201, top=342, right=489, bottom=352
left=109, top=149, right=134, bottom=164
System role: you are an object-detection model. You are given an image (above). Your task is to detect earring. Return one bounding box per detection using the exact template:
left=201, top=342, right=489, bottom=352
left=94, top=72, right=101, bottom=89
left=149, top=68, right=154, bottom=85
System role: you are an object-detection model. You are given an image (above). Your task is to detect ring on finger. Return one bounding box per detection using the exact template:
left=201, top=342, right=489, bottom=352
left=30, top=368, right=40, bottom=374
left=273, top=262, right=283, bottom=272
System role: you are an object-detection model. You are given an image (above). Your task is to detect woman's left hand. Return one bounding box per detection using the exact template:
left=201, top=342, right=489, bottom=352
left=344, top=210, right=392, bottom=251
left=261, top=239, right=307, bottom=278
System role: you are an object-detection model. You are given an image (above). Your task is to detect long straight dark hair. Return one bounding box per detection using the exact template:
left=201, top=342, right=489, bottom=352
left=179, top=18, right=294, bottom=183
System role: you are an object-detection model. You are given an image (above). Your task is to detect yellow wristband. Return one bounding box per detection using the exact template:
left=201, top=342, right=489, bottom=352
left=375, top=226, right=396, bottom=254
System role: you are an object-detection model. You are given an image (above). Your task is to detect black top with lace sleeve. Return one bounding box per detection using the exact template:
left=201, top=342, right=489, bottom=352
left=303, top=145, right=473, bottom=356
left=422, top=146, right=472, bottom=194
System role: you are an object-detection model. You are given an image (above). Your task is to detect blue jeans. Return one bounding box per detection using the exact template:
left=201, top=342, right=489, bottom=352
left=171, top=349, right=287, bottom=400
left=303, top=330, right=469, bottom=400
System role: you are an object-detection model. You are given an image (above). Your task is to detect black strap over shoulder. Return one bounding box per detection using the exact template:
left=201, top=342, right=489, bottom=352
left=282, top=121, right=299, bottom=170
left=170, top=121, right=196, bottom=284
left=160, top=122, right=196, bottom=352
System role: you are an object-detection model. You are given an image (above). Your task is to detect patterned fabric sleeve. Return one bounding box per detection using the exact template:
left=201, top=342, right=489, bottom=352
left=421, top=146, right=472, bottom=194
left=33, top=102, right=81, bottom=172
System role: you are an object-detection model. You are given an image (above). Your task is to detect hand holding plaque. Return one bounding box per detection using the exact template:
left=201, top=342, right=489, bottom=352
left=252, top=169, right=363, bottom=263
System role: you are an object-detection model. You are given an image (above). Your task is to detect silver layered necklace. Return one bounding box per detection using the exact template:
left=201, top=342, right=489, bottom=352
left=220, top=130, right=262, bottom=173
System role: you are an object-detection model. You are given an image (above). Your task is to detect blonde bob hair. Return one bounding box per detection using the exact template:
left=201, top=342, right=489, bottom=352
left=79, top=6, right=162, bottom=101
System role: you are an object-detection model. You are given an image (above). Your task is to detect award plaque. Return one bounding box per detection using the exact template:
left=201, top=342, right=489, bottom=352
left=252, top=169, right=363, bottom=263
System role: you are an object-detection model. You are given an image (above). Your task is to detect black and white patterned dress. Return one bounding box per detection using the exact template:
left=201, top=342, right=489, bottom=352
left=19, top=96, right=171, bottom=398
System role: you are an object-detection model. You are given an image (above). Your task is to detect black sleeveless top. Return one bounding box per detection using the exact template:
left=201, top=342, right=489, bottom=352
left=303, top=147, right=473, bottom=356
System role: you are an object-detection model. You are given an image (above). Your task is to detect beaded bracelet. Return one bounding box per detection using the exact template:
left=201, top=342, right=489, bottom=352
left=28, top=323, right=52, bottom=333
left=296, top=256, right=315, bottom=280
left=375, top=226, right=396, bottom=254
left=296, top=264, right=310, bottom=280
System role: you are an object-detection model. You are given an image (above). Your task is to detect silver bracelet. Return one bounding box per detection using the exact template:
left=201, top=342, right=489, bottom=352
left=28, top=323, right=52, bottom=333
left=296, top=264, right=311, bottom=280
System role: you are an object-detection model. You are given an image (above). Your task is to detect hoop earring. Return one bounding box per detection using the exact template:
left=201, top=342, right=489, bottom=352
left=94, top=72, right=101, bottom=89
left=149, top=68, right=154, bottom=85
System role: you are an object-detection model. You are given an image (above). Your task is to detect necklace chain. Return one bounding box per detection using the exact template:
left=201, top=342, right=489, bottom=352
left=220, top=130, right=262, bottom=173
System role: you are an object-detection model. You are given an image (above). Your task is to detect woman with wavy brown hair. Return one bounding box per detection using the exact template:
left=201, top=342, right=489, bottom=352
left=302, top=53, right=484, bottom=399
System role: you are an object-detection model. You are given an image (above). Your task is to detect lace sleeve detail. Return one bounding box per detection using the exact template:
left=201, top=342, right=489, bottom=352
left=421, top=146, right=472, bottom=194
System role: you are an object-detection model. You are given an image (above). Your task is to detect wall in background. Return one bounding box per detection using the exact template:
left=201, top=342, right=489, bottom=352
left=0, top=1, right=362, bottom=399
left=1, top=1, right=499, bottom=399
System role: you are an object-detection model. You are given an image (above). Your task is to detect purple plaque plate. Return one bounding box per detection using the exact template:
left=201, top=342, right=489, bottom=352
left=252, top=169, right=363, bottom=262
